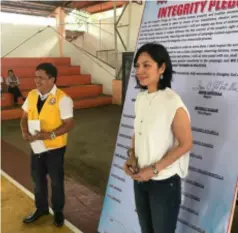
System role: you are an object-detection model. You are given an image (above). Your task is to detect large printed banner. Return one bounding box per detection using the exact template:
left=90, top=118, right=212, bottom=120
left=98, top=1, right=238, bottom=233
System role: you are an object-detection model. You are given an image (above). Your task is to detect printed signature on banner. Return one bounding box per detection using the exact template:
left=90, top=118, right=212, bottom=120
left=192, top=80, right=238, bottom=93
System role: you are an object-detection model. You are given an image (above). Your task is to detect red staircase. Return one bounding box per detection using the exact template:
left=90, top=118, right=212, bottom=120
left=1, top=57, right=112, bottom=120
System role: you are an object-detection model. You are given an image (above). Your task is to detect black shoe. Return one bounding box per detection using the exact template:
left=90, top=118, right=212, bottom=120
left=54, top=212, right=64, bottom=227
left=23, top=209, right=49, bottom=224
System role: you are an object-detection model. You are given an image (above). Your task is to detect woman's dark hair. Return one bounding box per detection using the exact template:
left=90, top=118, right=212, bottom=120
left=134, top=43, right=173, bottom=90
left=36, top=63, right=58, bottom=83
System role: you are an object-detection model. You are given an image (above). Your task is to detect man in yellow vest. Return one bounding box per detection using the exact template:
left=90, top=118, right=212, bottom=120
left=20, top=63, right=74, bottom=227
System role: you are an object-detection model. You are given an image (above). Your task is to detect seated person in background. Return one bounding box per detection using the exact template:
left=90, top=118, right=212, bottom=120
left=6, top=69, right=25, bottom=104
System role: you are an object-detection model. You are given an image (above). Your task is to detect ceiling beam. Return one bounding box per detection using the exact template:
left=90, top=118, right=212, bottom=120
left=63, top=1, right=73, bottom=7
left=82, top=1, right=127, bottom=14
left=70, top=1, right=104, bottom=9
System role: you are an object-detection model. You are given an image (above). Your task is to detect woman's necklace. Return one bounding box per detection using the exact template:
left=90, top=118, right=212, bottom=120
left=138, top=91, right=159, bottom=135
left=147, top=91, right=159, bottom=105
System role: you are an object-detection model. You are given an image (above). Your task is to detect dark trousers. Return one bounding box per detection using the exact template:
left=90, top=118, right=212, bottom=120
left=134, top=175, right=181, bottom=233
left=8, top=86, right=23, bottom=103
left=31, top=147, right=65, bottom=213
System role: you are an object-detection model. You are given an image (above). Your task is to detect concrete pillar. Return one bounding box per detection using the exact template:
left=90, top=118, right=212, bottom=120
left=55, top=7, right=65, bottom=57
left=112, top=79, right=122, bottom=105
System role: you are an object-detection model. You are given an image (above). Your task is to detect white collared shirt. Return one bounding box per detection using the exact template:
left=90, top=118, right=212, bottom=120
left=134, top=88, right=190, bottom=180
left=6, top=76, right=20, bottom=86
left=22, top=85, right=73, bottom=119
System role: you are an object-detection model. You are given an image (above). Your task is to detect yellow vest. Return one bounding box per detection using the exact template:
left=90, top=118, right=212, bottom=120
left=28, top=89, right=68, bottom=149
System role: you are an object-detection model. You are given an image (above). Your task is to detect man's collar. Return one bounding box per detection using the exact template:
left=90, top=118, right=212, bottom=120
left=37, top=85, right=57, bottom=98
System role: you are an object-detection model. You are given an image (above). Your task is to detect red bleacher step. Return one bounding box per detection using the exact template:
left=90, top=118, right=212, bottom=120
left=19, top=75, right=91, bottom=90
left=1, top=96, right=112, bottom=120
left=74, top=96, right=112, bottom=109
left=1, top=66, right=81, bottom=78
left=20, top=85, right=102, bottom=99
left=0, top=93, right=14, bottom=107
left=1, top=57, right=71, bottom=68
left=1, top=93, right=25, bottom=107
left=57, top=75, right=91, bottom=86
left=2, top=85, right=103, bottom=108
left=1, top=108, right=23, bottom=121
left=63, top=85, right=102, bottom=98
left=1, top=57, right=113, bottom=120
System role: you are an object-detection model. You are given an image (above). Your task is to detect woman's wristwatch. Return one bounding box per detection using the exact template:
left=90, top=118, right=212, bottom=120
left=151, top=163, right=159, bottom=175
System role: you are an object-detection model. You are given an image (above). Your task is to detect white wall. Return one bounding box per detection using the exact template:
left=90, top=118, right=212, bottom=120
left=63, top=40, right=115, bottom=95
left=1, top=23, right=59, bottom=57
left=75, top=2, right=144, bottom=55
left=75, top=19, right=115, bottom=56
left=125, top=3, right=145, bottom=51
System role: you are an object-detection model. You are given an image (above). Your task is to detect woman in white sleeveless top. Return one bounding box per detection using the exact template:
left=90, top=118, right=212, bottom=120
left=124, top=43, right=192, bottom=233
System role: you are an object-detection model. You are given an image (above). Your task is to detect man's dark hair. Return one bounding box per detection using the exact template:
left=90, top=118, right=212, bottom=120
left=36, top=63, right=58, bottom=83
